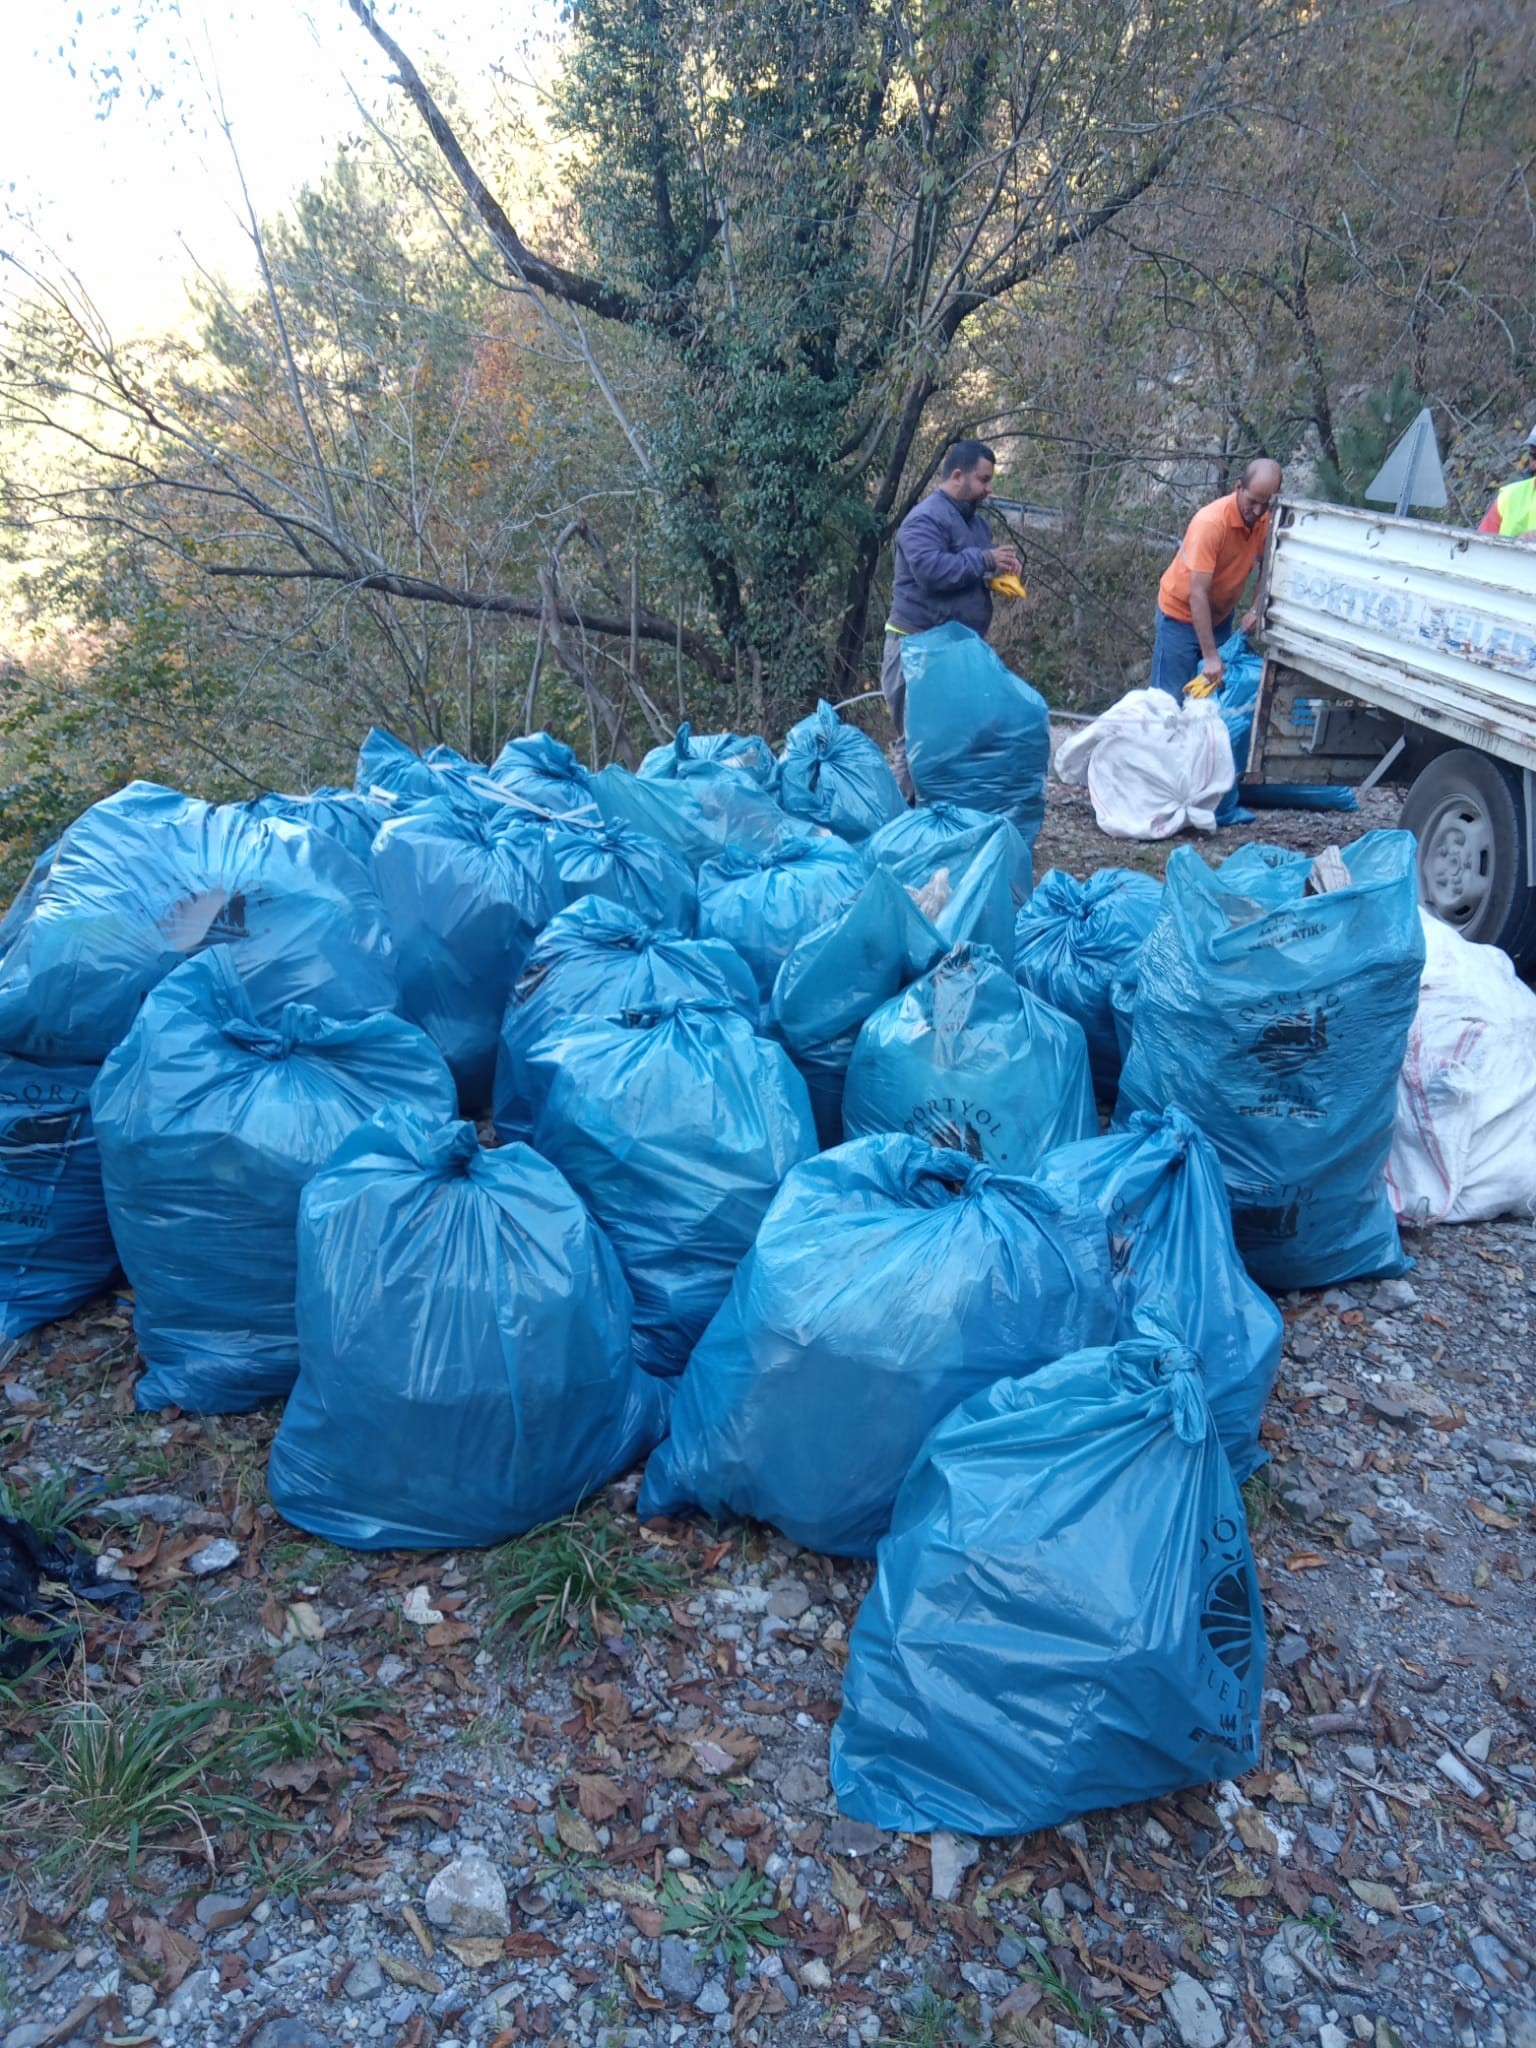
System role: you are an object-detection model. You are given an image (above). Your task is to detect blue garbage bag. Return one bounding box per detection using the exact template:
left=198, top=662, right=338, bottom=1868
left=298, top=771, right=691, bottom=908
left=355, top=728, right=492, bottom=811
left=843, top=944, right=1095, bottom=1170
left=697, top=839, right=868, bottom=1006
left=0, top=1058, right=118, bottom=1338
left=94, top=951, right=456, bottom=1414
left=372, top=798, right=556, bottom=1111
left=1116, top=832, right=1425, bottom=1290
left=1013, top=867, right=1165, bottom=1096
left=1213, top=634, right=1358, bottom=821
left=267, top=1109, right=667, bottom=1549
left=1039, top=1108, right=1283, bottom=1481
left=901, top=623, right=1050, bottom=852
left=638, top=1134, right=1117, bottom=1555
left=590, top=765, right=718, bottom=868
left=487, top=732, right=598, bottom=816
left=0, top=784, right=399, bottom=1064
left=492, top=898, right=757, bottom=1142
left=828, top=1329, right=1265, bottom=1834
left=231, top=788, right=390, bottom=866
left=0, top=846, right=57, bottom=966
left=777, top=702, right=905, bottom=844
left=641, top=723, right=777, bottom=787
left=1110, top=972, right=1138, bottom=1070
left=866, top=803, right=1030, bottom=958
left=593, top=763, right=791, bottom=866
left=769, top=868, right=946, bottom=1144
left=547, top=821, right=696, bottom=933
left=528, top=999, right=818, bottom=1376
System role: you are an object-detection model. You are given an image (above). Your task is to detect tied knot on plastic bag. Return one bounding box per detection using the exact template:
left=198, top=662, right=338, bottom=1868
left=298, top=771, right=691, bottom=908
left=909, top=1149, right=993, bottom=1206
left=436, top=1122, right=482, bottom=1176
left=221, top=1004, right=312, bottom=1062
left=1132, top=1314, right=1205, bottom=1442
left=614, top=996, right=735, bottom=1033
left=805, top=706, right=838, bottom=758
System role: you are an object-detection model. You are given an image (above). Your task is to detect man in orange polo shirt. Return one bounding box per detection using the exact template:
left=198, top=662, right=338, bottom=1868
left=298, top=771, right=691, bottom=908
left=1150, top=458, right=1283, bottom=696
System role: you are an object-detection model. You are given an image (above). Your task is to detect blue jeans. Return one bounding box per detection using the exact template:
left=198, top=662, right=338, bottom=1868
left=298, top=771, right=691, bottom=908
left=1150, top=607, right=1232, bottom=698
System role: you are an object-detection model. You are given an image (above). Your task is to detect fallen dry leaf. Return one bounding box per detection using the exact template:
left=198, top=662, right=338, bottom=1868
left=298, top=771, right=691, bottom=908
left=827, top=1859, right=867, bottom=1919
left=622, top=1961, right=666, bottom=2013
left=832, top=1920, right=888, bottom=1974
left=1349, top=1878, right=1401, bottom=1915
left=444, top=1936, right=505, bottom=1970
left=425, top=1618, right=477, bottom=1649
left=378, top=1952, right=444, bottom=1995
left=1468, top=1498, right=1519, bottom=1533
left=257, top=1759, right=324, bottom=1795
left=1285, top=1550, right=1329, bottom=1572
left=504, top=1931, right=561, bottom=1959
left=1233, top=1807, right=1279, bottom=1858
left=129, top=1916, right=201, bottom=1992
left=555, top=1803, right=603, bottom=1858
left=401, top=1903, right=435, bottom=1959
left=573, top=1773, right=626, bottom=1824
left=284, top=1600, right=325, bottom=1643
left=16, top=1903, right=72, bottom=1952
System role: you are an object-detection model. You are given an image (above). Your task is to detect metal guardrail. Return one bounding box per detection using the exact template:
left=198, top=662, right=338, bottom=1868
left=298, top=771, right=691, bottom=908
left=1263, top=500, right=1536, bottom=774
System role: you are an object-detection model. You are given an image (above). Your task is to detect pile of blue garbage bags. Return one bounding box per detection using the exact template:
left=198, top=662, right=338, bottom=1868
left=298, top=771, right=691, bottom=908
left=0, top=618, right=1430, bottom=1838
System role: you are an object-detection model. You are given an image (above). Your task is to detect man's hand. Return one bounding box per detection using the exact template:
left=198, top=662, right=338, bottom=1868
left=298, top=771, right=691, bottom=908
left=1200, top=651, right=1225, bottom=687
left=1239, top=607, right=1259, bottom=634
left=986, top=545, right=1022, bottom=576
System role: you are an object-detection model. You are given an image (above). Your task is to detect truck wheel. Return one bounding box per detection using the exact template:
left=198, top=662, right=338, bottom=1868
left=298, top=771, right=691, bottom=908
left=1398, top=749, right=1536, bottom=966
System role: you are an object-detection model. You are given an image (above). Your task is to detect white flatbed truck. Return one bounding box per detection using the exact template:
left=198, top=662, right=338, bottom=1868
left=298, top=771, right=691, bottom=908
left=1248, top=499, right=1536, bottom=963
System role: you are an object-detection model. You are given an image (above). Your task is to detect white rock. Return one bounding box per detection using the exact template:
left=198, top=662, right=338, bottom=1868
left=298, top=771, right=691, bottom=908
left=1318, top=2027, right=1349, bottom=2048
left=1160, top=1971, right=1225, bottom=2048
left=344, top=1955, right=385, bottom=2000
left=928, top=1830, right=980, bottom=1902
left=1464, top=1726, right=1494, bottom=1763
left=403, top=1584, right=444, bottom=1626
left=167, top=1966, right=218, bottom=2022
left=1482, top=1438, right=1536, bottom=1472
left=188, top=1536, right=240, bottom=1575
left=424, top=1853, right=510, bottom=1938
left=799, top=1960, right=832, bottom=1991
left=1260, top=1932, right=1302, bottom=2004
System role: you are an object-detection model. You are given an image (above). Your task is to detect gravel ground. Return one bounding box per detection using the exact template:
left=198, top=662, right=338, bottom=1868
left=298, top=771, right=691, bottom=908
left=2, top=772, right=1534, bottom=2048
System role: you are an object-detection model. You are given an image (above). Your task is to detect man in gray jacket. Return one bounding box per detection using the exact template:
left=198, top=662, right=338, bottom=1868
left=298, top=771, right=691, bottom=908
left=881, top=439, right=1021, bottom=798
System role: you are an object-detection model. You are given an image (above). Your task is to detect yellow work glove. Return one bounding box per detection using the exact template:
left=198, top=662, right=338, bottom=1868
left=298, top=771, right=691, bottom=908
left=1182, top=673, right=1219, bottom=699
left=987, top=572, right=1028, bottom=601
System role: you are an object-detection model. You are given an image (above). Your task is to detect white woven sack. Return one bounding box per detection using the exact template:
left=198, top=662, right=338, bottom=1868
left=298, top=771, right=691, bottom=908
left=1054, top=690, right=1233, bottom=840
left=1386, top=910, right=1536, bottom=1225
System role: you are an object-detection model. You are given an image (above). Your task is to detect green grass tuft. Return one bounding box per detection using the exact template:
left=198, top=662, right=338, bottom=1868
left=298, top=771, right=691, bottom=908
left=17, top=1694, right=289, bottom=1876
left=483, top=1507, right=685, bottom=1658
left=659, top=1868, right=784, bottom=1977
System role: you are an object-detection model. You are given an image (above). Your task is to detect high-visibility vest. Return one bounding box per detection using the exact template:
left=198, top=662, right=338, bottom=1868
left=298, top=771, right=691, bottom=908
left=1495, top=477, right=1536, bottom=537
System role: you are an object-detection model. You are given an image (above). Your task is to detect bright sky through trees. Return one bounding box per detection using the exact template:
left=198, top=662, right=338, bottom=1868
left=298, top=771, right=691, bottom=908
left=0, top=2, right=536, bottom=331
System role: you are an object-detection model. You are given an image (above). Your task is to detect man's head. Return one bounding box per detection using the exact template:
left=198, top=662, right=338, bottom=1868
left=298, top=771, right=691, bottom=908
left=1236, top=457, right=1283, bottom=529
left=939, top=439, right=997, bottom=505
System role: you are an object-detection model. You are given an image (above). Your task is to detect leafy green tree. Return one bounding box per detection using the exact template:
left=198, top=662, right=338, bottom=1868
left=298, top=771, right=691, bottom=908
left=351, top=0, right=1299, bottom=696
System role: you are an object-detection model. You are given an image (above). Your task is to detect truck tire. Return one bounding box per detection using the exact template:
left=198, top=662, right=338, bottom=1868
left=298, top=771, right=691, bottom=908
left=1398, top=749, right=1536, bottom=966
